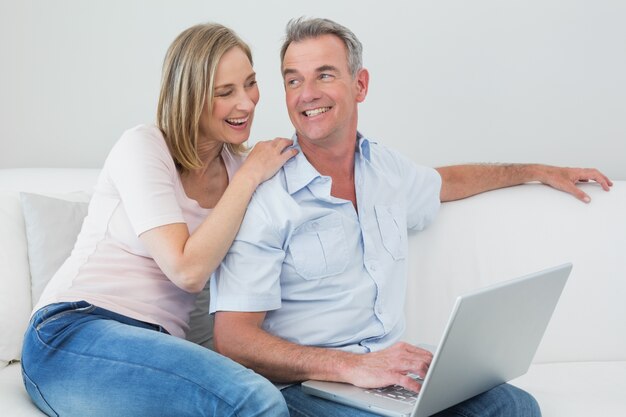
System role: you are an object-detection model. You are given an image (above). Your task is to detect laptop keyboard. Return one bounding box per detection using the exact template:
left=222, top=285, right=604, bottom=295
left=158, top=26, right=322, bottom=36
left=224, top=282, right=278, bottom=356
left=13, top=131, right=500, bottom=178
left=364, top=385, right=418, bottom=405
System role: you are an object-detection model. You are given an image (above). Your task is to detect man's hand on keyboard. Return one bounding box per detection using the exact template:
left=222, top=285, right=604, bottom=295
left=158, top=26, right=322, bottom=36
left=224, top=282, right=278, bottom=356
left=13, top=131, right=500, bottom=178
left=342, top=342, right=432, bottom=393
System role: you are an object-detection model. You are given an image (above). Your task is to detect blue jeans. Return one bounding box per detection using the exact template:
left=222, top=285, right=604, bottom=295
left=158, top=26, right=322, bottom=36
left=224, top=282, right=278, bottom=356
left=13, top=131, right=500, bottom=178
left=282, top=383, right=541, bottom=417
left=21, top=301, right=288, bottom=417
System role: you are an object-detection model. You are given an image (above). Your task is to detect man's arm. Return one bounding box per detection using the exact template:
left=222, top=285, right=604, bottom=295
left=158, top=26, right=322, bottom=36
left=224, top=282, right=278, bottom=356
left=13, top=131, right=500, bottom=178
left=436, top=163, right=613, bottom=203
left=213, top=311, right=432, bottom=393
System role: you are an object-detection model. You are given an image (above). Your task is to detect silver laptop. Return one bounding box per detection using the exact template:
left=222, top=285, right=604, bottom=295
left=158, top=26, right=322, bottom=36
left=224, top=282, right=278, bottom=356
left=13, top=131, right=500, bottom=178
left=302, top=263, right=572, bottom=417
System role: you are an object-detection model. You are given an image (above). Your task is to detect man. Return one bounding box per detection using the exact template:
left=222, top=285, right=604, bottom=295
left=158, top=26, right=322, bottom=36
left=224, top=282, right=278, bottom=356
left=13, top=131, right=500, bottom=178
left=210, top=17, right=612, bottom=417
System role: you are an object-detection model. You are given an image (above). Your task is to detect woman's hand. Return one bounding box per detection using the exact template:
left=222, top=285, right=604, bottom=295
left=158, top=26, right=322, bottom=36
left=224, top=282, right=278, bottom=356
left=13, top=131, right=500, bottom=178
left=239, top=138, right=298, bottom=186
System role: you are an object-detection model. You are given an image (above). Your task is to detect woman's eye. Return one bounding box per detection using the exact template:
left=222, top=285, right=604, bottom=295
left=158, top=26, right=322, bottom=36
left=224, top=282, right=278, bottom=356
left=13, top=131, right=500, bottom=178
left=215, top=90, right=232, bottom=97
left=246, top=80, right=257, bottom=88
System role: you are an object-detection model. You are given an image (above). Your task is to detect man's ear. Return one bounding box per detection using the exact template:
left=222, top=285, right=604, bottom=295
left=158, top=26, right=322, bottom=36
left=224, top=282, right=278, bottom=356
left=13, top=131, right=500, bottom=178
left=355, top=68, right=370, bottom=103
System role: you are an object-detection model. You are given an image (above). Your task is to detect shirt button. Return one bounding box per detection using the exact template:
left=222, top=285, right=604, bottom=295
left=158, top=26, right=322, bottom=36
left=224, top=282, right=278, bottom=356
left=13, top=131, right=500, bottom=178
left=376, top=305, right=383, bottom=315
left=370, top=264, right=377, bottom=272
left=312, top=222, right=319, bottom=229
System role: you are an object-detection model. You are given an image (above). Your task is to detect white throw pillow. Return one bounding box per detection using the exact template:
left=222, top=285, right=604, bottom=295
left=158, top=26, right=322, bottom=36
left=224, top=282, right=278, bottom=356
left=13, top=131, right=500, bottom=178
left=20, top=193, right=89, bottom=305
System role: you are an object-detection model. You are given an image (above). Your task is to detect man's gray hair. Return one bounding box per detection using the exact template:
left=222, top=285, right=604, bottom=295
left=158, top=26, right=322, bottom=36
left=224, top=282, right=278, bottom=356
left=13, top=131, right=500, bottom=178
left=280, top=17, right=363, bottom=77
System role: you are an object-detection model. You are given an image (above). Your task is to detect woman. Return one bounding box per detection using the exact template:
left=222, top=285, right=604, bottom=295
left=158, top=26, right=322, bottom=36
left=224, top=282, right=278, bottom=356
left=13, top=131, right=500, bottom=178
left=21, top=23, right=296, bottom=417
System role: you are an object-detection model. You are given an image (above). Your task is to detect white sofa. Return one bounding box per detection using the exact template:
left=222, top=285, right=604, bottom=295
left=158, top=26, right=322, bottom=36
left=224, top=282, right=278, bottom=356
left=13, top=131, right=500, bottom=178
left=1, top=168, right=625, bottom=416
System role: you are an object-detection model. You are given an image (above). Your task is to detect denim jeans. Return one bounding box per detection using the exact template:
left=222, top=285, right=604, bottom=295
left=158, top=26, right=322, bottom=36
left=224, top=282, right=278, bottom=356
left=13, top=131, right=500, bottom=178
left=21, top=301, right=288, bottom=417
left=282, top=382, right=541, bottom=417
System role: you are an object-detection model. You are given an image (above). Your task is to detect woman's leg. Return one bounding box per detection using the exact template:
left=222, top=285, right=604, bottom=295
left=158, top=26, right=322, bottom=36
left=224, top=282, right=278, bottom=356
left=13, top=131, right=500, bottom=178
left=21, top=302, right=288, bottom=417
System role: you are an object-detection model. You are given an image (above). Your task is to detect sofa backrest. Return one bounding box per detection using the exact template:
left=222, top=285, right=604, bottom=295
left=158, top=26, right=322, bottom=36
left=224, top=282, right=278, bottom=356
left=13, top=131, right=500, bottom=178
left=2, top=169, right=624, bottom=368
left=404, top=182, right=626, bottom=363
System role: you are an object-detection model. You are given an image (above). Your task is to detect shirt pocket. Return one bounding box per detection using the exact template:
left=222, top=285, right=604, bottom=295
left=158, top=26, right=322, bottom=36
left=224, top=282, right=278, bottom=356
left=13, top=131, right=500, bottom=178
left=288, top=213, right=348, bottom=280
left=375, top=204, right=407, bottom=260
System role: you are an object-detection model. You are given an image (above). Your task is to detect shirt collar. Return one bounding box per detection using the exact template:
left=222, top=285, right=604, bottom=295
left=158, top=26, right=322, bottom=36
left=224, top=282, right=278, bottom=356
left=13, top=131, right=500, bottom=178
left=356, top=131, right=372, bottom=162
left=283, top=132, right=373, bottom=195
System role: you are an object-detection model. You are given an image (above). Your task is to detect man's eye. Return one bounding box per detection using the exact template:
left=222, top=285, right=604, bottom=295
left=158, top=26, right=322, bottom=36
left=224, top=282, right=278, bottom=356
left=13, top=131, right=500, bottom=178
left=286, top=79, right=300, bottom=87
left=320, top=73, right=333, bottom=80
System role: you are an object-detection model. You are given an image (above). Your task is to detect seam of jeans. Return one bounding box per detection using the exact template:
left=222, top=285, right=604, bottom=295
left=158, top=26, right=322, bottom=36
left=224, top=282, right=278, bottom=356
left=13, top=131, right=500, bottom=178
left=35, top=304, right=95, bottom=331
left=21, top=366, right=59, bottom=417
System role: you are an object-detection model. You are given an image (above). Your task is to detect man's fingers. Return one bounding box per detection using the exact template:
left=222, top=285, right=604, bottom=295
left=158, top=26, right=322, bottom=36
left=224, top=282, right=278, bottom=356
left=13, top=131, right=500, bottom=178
left=400, top=342, right=433, bottom=357
left=390, top=343, right=431, bottom=373
left=566, top=184, right=590, bottom=203
left=397, top=374, right=424, bottom=393
left=595, top=172, right=613, bottom=190
left=574, top=168, right=613, bottom=191
left=550, top=167, right=613, bottom=202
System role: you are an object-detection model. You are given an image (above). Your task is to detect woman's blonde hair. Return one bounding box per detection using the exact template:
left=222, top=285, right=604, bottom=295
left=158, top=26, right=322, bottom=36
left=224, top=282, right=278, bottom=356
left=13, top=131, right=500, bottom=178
left=157, top=23, right=252, bottom=172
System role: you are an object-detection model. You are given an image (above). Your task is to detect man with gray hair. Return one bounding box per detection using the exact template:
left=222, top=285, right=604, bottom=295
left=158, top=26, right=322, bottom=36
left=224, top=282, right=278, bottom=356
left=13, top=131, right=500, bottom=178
left=211, top=17, right=611, bottom=416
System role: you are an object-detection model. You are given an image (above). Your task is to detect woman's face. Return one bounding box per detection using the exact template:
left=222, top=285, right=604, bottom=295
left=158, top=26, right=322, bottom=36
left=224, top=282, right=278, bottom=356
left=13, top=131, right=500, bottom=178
left=199, top=47, right=260, bottom=145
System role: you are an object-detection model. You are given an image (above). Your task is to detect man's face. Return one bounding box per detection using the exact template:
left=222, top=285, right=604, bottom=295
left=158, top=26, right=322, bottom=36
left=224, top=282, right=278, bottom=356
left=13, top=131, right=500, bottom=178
left=282, top=34, right=368, bottom=146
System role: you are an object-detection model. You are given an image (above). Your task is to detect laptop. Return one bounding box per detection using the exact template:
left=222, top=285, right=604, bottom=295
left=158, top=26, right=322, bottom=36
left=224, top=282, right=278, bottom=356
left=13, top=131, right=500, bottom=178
left=301, top=263, right=572, bottom=417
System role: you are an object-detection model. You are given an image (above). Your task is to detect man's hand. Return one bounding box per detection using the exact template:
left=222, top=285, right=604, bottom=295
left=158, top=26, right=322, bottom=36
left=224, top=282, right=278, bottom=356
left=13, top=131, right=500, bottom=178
left=343, top=342, right=433, bottom=393
left=215, top=312, right=433, bottom=392
left=535, top=165, right=613, bottom=203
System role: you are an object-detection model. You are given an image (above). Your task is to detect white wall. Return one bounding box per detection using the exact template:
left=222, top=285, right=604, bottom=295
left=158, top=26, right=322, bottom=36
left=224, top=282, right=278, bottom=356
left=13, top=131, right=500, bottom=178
left=2, top=0, right=625, bottom=178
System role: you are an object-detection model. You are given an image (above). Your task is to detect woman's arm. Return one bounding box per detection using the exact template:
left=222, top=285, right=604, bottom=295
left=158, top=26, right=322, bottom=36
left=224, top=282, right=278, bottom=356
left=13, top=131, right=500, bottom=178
left=140, top=138, right=297, bottom=293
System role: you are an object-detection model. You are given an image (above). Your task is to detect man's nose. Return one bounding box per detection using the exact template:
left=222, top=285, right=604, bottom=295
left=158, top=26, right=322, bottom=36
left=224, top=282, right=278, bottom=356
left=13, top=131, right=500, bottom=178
left=299, top=80, right=321, bottom=103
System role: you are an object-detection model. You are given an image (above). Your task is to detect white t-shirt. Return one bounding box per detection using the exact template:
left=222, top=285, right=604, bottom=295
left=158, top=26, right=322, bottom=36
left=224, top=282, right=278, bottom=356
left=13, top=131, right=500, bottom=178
left=35, top=124, right=244, bottom=338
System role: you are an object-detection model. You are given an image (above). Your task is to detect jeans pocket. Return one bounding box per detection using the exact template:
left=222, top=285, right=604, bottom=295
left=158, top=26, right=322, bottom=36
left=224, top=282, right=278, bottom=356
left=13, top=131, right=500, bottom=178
left=22, top=368, right=59, bottom=417
left=35, top=302, right=95, bottom=345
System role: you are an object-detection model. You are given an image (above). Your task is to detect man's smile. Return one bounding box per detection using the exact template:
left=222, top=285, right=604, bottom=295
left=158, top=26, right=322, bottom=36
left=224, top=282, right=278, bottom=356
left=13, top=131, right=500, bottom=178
left=302, top=107, right=331, bottom=117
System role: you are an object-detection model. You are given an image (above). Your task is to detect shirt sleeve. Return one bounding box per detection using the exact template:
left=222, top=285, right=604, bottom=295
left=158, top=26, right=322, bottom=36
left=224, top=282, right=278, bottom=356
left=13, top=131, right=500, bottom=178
left=104, top=126, right=185, bottom=236
left=210, top=192, right=284, bottom=313
left=392, top=150, right=442, bottom=231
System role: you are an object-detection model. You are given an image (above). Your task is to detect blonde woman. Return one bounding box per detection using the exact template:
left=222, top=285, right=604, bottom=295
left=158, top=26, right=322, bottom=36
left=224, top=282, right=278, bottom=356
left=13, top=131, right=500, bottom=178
left=20, top=23, right=296, bottom=417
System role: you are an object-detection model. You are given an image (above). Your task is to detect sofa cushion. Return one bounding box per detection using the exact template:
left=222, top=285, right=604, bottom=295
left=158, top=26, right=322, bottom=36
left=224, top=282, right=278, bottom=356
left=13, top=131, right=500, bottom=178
left=0, top=193, right=32, bottom=367
left=187, top=280, right=214, bottom=349
left=0, top=364, right=46, bottom=416
left=20, top=193, right=90, bottom=305
left=511, top=361, right=626, bottom=417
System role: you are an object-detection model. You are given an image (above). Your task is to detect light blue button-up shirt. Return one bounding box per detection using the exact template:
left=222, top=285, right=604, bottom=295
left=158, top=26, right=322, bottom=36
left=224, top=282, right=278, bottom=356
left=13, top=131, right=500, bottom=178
left=210, top=133, right=441, bottom=353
